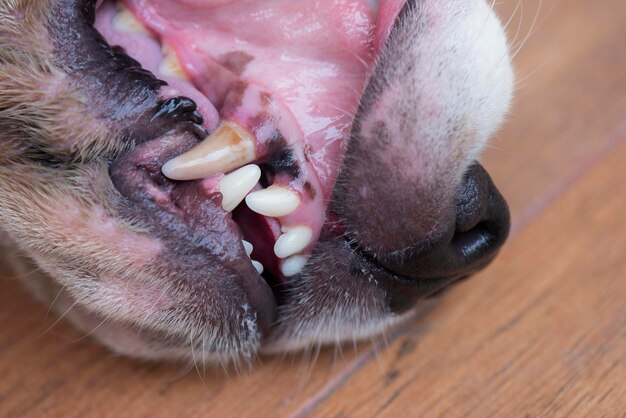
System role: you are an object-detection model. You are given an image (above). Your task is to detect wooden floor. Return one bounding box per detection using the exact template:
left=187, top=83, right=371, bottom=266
left=2, top=1, right=626, bottom=416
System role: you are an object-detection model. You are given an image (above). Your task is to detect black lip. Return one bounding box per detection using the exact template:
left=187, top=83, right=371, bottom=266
left=351, top=242, right=480, bottom=314
left=109, top=119, right=277, bottom=339
left=350, top=238, right=464, bottom=284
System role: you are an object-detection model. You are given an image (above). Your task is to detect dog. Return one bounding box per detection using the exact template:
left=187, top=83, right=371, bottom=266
left=0, top=0, right=513, bottom=364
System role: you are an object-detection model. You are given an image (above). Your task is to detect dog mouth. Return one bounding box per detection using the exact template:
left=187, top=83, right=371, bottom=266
left=98, top=1, right=406, bottom=302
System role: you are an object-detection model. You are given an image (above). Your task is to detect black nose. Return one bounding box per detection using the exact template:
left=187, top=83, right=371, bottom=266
left=379, top=163, right=510, bottom=282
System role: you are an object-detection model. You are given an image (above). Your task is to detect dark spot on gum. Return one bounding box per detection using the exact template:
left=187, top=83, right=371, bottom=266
left=264, top=139, right=300, bottom=179
left=218, top=51, right=254, bottom=76
left=221, top=80, right=248, bottom=117
left=303, top=181, right=316, bottom=199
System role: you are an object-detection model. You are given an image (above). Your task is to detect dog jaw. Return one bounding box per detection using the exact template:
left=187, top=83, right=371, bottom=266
left=0, top=0, right=514, bottom=363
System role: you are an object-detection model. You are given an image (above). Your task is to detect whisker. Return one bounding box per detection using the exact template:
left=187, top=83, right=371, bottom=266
left=34, top=299, right=79, bottom=340
left=44, top=283, right=67, bottom=323
left=511, top=0, right=544, bottom=61
left=502, top=0, right=523, bottom=34
left=191, top=332, right=205, bottom=383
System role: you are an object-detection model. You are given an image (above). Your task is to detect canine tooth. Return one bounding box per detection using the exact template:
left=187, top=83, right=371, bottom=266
left=245, top=185, right=300, bottom=217
left=252, top=260, right=264, bottom=274
left=242, top=240, right=253, bottom=256
left=113, top=6, right=150, bottom=35
left=218, top=165, right=261, bottom=212
left=274, top=226, right=313, bottom=258
left=162, top=122, right=257, bottom=181
left=158, top=47, right=189, bottom=80
left=281, top=255, right=308, bottom=277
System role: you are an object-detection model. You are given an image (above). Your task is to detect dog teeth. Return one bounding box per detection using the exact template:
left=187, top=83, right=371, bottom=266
left=113, top=3, right=150, bottom=35
left=162, top=122, right=257, bottom=181
left=242, top=240, right=262, bottom=273
left=245, top=185, right=300, bottom=217
left=281, top=255, right=308, bottom=277
left=242, top=240, right=253, bottom=256
left=158, top=46, right=189, bottom=80
left=218, top=165, right=261, bottom=212
left=274, top=226, right=313, bottom=258
left=252, top=260, right=264, bottom=274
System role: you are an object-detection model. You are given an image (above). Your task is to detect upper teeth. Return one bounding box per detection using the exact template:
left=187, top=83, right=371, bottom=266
left=274, top=226, right=313, bottom=258
left=113, top=3, right=150, bottom=35
left=162, top=121, right=257, bottom=181
left=245, top=185, right=300, bottom=218
left=158, top=46, right=189, bottom=80
left=111, top=3, right=314, bottom=279
left=219, top=165, right=261, bottom=212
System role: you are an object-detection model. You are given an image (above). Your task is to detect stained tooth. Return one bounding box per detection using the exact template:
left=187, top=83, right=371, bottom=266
left=218, top=165, right=261, bottom=212
left=274, top=226, right=313, bottom=258
left=245, top=185, right=300, bottom=217
left=158, top=46, right=189, bottom=80
left=113, top=4, right=150, bottom=35
left=162, top=122, right=257, bottom=181
left=252, top=260, right=264, bottom=274
left=242, top=240, right=253, bottom=256
left=281, top=255, right=308, bottom=277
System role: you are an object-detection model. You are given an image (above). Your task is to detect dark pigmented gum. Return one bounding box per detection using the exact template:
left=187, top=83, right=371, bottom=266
left=218, top=51, right=254, bottom=76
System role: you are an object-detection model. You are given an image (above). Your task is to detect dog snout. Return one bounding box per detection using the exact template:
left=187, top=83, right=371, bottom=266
left=380, top=163, right=510, bottom=282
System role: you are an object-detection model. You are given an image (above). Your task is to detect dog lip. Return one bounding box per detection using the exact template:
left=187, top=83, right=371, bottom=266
left=108, top=128, right=278, bottom=336
left=321, top=212, right=462, bottom=291
left=349, top=238, right=464, bottom=283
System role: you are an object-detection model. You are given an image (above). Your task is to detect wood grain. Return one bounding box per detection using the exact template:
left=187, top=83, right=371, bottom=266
left=1, top=0, right=626, bottom=417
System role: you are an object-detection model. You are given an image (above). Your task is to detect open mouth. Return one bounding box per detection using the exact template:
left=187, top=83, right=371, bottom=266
left=96, top=0, right=406, bottom=298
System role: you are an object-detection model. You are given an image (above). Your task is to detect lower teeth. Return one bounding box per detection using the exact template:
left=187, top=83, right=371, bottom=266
left=274, top=226, right=313, bottom=258
left=281, top=255, right=309, bottom=277
left=252, top=260, right=264, bottom=274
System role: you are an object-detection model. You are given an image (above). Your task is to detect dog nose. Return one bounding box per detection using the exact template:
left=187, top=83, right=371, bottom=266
left=379, top=163, right=510, bottom=281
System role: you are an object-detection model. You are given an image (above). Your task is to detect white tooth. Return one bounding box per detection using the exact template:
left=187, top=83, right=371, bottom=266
left=158, top=46, right=189, bottom=80
left=245, top=185, right=300, bottom=217
left=274, top=226, right=313, bottom=258
left=252, top=260, right=264, bottom=274
left=242, top=240, right=253, bottom=256
left=281, top=255, right=308, bottom=277
left=218, top=165, right=261, bottom=212
left=113, top=4, right=150, bottom=36
left=162, top=121, right=257, bottom=181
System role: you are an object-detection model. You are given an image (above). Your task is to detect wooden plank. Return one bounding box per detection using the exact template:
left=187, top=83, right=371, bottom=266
left=0, top=0, right=625, bottom=417
left=307, top=136, right=626, bottom=417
